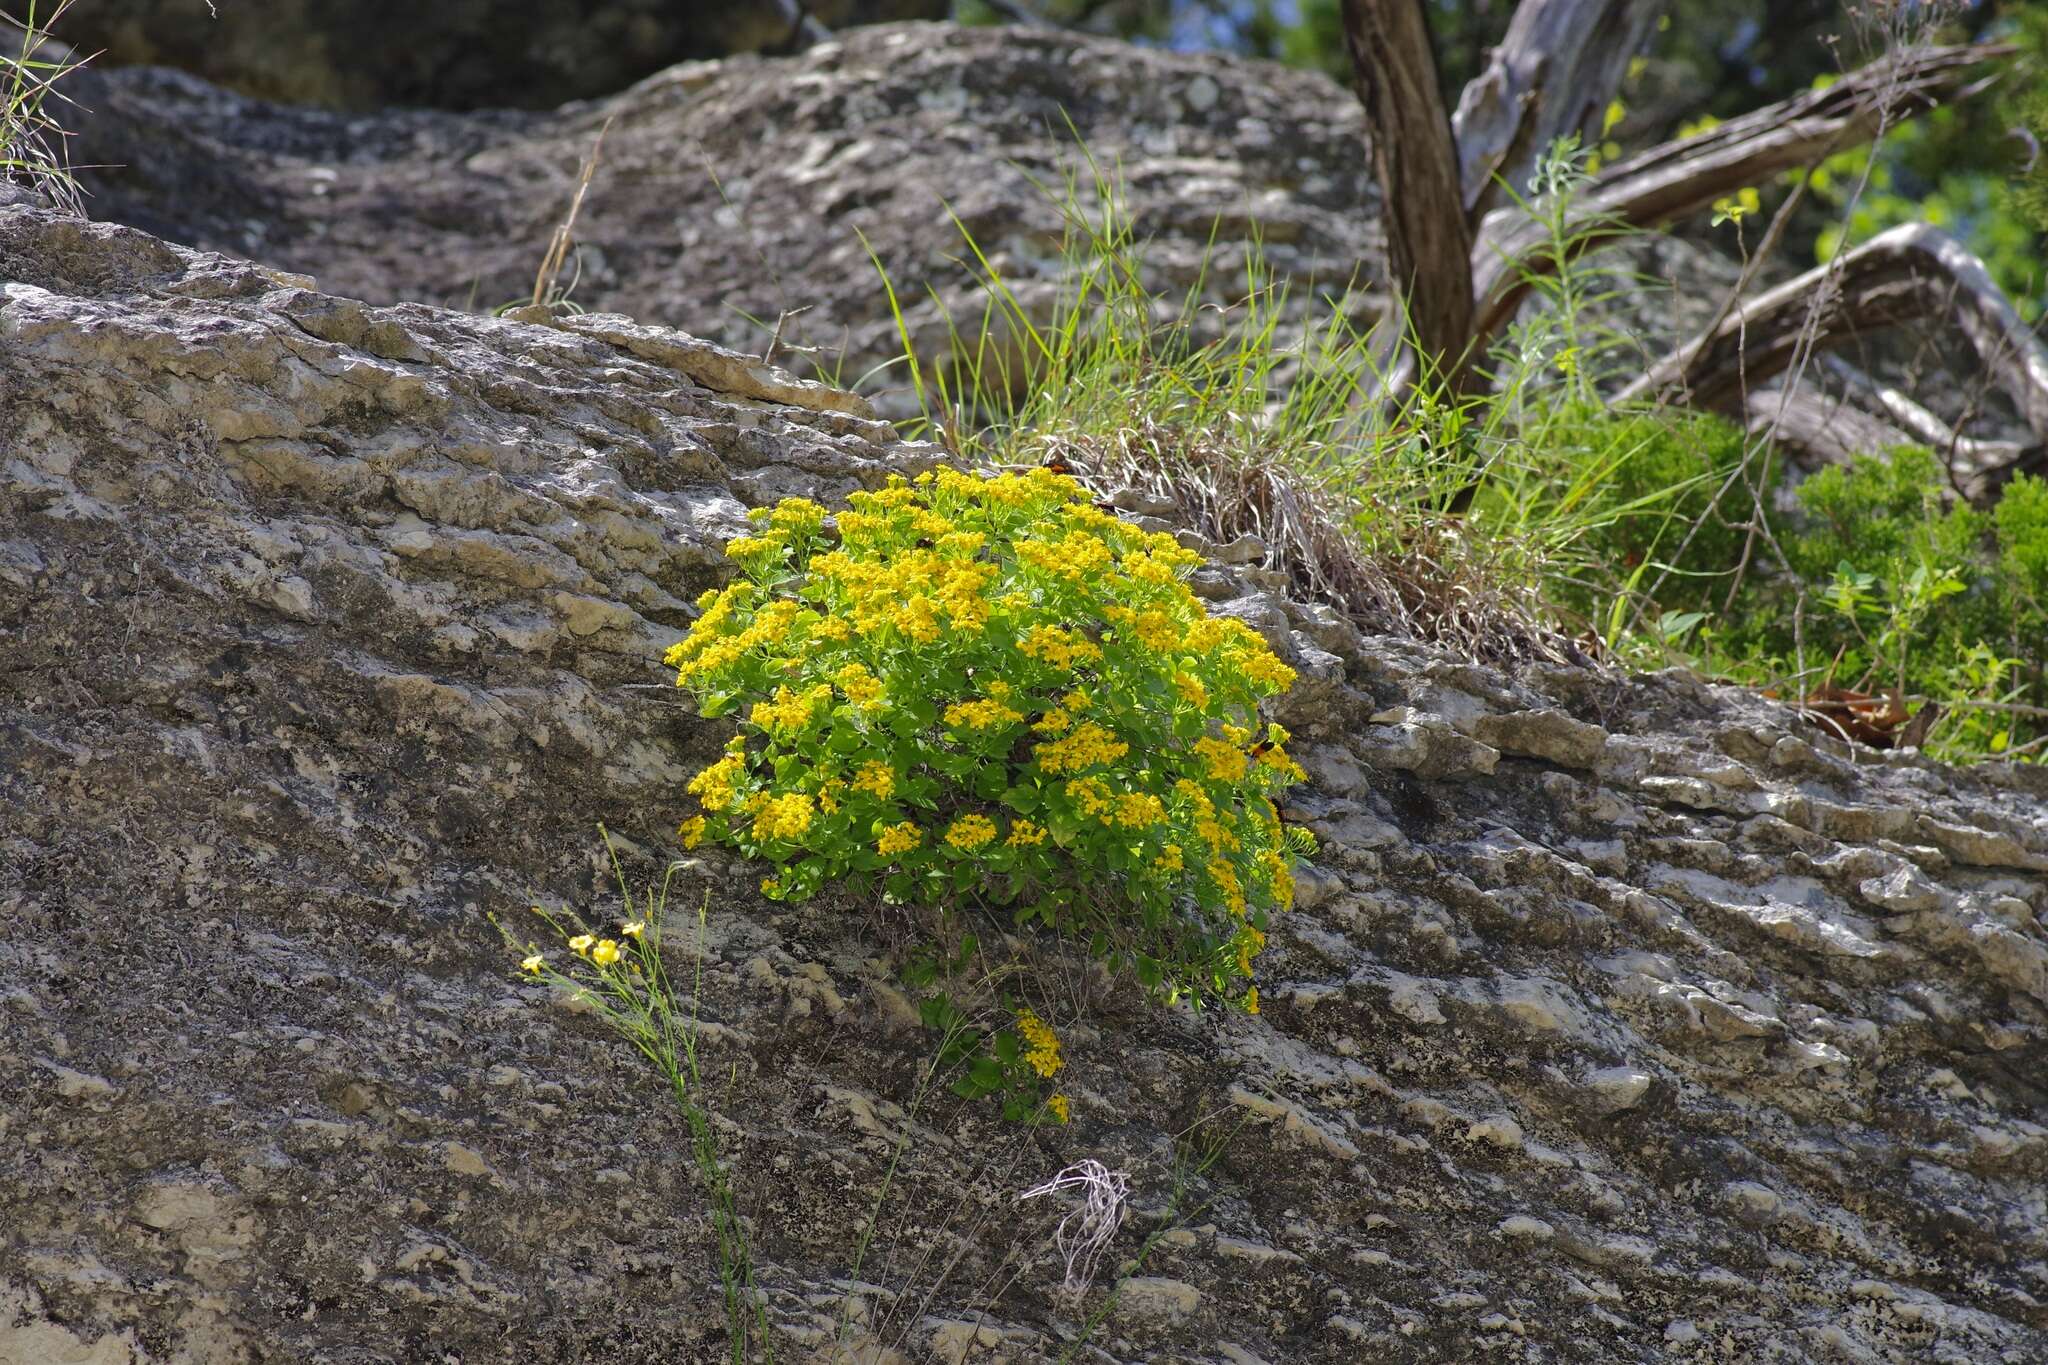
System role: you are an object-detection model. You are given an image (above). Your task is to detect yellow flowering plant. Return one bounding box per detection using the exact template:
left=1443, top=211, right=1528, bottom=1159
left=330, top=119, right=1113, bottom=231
left=666, top=465, right=1307, bottom=1055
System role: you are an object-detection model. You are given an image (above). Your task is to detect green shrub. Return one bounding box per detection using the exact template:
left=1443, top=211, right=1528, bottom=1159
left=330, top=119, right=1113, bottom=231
left=665, top=465, right=1307, bottom=1026
left=1657, top=446, right=2048, bottom=760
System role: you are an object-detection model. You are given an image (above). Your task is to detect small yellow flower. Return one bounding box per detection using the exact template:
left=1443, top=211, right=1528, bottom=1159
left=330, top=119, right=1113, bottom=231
left=568, top=934, right=595, bottom=958
left=1016, top=1008, right=1063, bottom=1079
left=622, top=921, right=645, bottom=941
left=761, top=876, right=782, bottom=897
left=591, top=939, right=621, bottom=967
left=1244, top=986, right=1260, bottom=1015
left=677, top=815, right=706, bottom=849
left=521, top=954, right=545, bottom=975
left=1046, top=1094, right=1071, bottom=1124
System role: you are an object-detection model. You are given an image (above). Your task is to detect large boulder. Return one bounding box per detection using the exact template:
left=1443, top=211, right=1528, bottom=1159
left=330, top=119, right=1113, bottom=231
left=49, top=0, right=948, bottom=111
left=67, top=23, right=1388, bottom=418
left=5, top=205, right=2048, bottom=1362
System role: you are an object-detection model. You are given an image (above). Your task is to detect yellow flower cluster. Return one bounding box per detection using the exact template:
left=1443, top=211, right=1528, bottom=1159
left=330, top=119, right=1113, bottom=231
left=687, top=751, right=747, bottom=812
left=1113, top=792, right=1166, bottom=830
left=1016, top=531, right=1114, bottom=583
left=1066, top=776, right=1113, bottom=820
left=836, top=662, right=885, bottom=708
left=1033, top=721, right=1128, bottom=775
left=1259, top=848, right=1295, bottom=910
left=1106, top=603, right=1184, bottom=652
left=945, top=814, right=998, bottom=851
left=668, top=594, right=805, bottom=686
left=1019, top=624, right=1102, bottom=671
left=877, top=821, right=922, bottom=857
left=1208, top=856, right=1246, bottom=917
left=751, top=683, right=830, bottom=740
left=945, top=697, right=1024, bottom=731
left=567, top=934, right=623, bottom=967
left=809, top=544, right=996, bottom=644
left=752, top=792, right=815, bottom=842
left=1234, top=924, right=1266, bottom=975
left=851, top=761, right=895, bottom=799
left=1193, top=735, right=1249, bottom=783
left=1016, top=1008, right=1063, bottom=1079
left=662, top=465, right=1309, bottom=1029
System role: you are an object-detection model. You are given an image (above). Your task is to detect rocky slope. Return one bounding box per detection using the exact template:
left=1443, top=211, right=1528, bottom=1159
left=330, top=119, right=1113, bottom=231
left=67, top=22, right=1389, bottom=421
left=4, top=203, right=2048, bottom=1363
left=49, top=1, right=948, bottom=110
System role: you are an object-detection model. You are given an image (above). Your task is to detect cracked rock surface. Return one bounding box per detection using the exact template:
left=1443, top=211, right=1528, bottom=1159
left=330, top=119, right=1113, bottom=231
left=4, top=206, right=2048, bottom=1363
left=69, top=22, right=1387, bottom=422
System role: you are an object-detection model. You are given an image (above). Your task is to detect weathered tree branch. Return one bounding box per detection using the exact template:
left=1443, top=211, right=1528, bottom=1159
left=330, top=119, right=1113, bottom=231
left=1340, top=0, right=1477, bottom=396
left=1469, top=41, right=2011, bottom=354
left=1622, top=223, right=2048, bottom=425
left=1621, top=222, right=2048, bottom=487
left=1450, top=0, right=1669, bottom=224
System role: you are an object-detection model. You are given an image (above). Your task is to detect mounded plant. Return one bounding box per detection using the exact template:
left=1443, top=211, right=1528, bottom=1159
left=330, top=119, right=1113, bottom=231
left=665, top=466, right=1308, bottom=1024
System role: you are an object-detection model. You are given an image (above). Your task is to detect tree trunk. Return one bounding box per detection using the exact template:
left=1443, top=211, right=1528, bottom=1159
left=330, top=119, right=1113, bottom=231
left=1451, top=0, right=1670, bottom=223
left=1340, top=0, right=1478, bottom=396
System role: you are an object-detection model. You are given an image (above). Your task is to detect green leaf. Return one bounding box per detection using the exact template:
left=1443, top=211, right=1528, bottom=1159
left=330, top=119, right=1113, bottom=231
left=999, top=785, right=1040, bottom=813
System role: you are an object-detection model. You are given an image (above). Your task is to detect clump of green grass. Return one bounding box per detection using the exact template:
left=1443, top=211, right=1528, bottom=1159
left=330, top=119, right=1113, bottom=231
left=864, top=143, right=1710, bottom=669
left=2, top=0, right=89, bottom=215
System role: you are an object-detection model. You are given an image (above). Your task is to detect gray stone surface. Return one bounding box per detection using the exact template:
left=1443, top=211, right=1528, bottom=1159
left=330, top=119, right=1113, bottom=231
left=49, top=1, right=948, bottom=111
left=5, top=204, right=2048, bottom=1362
left=67, top=23, right=1388, bottom=421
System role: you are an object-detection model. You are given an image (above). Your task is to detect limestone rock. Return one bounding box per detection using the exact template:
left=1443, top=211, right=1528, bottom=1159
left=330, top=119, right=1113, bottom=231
left=53, top=0, right=948, bottom=111
left=4, top=203, right=2047, bottom=1362
left=69, top=24, right=1386, bottom=421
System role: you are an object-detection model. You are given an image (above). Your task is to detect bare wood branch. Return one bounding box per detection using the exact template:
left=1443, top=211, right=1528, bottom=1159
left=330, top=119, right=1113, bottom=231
left=1621, top=224, right=2048, bottom=475
left=1816, top=354, right=2035, bottom=486
left=1734, top=378, right=1918, bottom=467
left=1340, top=0, right=1477, bottom=396
left=1469, top=42, right=2011, bottom=353
left=1451, top=0, right=1669, bottom=224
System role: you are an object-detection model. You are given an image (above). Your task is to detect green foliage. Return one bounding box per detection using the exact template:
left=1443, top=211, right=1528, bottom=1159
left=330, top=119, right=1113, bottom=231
left=1615, top=443, right=2048, bottom=761
left=665, top=467, right=1305, bottom=1021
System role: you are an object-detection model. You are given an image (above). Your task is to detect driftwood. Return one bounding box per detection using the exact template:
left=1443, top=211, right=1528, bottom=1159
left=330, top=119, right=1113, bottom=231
left=1620, top=223, right=2048, bottom=483
left=1450, top=0, right=1669, bottom=223
left=1340, top=0, right=1476, bottom=395
left=1468, top=42, right=2012, bottom=354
